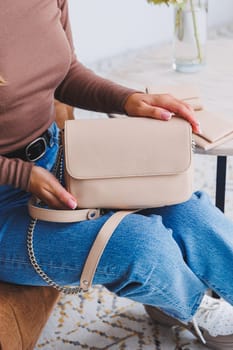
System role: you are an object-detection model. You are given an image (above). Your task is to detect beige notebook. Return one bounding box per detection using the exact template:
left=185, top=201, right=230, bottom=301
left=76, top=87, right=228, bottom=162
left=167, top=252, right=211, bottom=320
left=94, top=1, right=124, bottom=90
left=193, top=110, right=233, bottom=150
left=146, top=84, right=203, bottom=111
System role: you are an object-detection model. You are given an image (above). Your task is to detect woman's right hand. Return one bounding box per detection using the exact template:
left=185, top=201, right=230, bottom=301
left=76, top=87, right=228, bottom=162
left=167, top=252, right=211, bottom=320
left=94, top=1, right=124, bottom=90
left=124, top=92, right=201, bottom=134
left=28, top=166, right=77, bottom=209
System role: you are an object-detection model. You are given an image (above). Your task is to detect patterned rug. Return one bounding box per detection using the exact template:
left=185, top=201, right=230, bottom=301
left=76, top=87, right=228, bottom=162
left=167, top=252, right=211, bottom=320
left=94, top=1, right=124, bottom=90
left=36, top=286, right=205, bottom=350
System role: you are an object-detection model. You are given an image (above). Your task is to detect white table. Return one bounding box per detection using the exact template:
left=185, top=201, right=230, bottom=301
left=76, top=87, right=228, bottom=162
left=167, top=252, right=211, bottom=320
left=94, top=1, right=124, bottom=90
left=196, top=143, right=233, bottom=212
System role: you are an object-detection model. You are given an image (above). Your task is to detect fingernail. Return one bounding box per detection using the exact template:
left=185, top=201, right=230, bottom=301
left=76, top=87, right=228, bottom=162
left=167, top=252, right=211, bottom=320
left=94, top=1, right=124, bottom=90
left=67, top=198, right=77, bottom=210
left=196, top=127, right=202, bottom=135
left=161, top=112, right=172, bottom=120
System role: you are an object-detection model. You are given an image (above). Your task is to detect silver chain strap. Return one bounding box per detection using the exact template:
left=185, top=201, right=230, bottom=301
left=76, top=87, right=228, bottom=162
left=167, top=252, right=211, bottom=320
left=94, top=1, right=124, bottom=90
left=27, top=136, right=85, bottom=294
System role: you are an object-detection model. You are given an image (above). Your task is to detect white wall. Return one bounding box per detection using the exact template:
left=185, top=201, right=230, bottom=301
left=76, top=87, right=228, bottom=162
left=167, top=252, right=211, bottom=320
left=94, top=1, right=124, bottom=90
left=68, top=0, right=233, bottom=64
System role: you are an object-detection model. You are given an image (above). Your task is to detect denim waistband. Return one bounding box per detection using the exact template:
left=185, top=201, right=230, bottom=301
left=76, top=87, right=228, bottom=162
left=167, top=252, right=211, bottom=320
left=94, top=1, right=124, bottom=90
left=34, top=122, right=60, bottom=171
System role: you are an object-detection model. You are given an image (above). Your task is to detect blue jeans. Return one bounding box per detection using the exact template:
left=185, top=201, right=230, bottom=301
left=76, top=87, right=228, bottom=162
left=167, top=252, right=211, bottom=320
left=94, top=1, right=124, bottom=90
left=1, top=122, right=233, bottom=322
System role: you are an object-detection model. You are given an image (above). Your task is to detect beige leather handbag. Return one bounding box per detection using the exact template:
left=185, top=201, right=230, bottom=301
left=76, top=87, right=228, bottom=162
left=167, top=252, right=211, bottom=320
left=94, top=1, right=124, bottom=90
left=28, top=117, right=193, bottom=294
left=64, top=117, right=193, bottom=209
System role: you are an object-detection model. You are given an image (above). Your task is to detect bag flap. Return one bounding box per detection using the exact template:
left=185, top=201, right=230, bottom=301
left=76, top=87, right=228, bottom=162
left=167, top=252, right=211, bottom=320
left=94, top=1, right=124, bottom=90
left=64, top=117, right=192, bottom=180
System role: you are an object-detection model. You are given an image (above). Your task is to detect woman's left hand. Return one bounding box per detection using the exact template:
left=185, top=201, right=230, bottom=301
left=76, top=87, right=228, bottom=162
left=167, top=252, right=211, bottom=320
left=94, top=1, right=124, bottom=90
left=124, top=92, right=201, bottom=134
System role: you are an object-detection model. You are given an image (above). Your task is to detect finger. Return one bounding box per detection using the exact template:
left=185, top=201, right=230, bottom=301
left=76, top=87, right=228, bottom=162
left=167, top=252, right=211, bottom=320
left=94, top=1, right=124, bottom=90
left=39, top=186, right=77, bottom=210
left=173, top=104, right=200, bottom=133
left=29, top=166, right=78, bottom=209
left=55, top=187, right=78, bottom=209
left=181, top=100, right=194, bottom=112
left=41, top=172, right=78, bottom=209
left=41, top=190, right=67, bottom=209
left=180, top=101, right=202, bottom=130
left=152, top=94, right=201, bottom=133
left=135, top=103, right=173, bottom=121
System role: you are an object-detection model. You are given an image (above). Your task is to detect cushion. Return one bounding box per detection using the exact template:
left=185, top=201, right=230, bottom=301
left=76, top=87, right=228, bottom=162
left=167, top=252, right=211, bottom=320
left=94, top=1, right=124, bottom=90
left=0, top=282, right=59, bottom=350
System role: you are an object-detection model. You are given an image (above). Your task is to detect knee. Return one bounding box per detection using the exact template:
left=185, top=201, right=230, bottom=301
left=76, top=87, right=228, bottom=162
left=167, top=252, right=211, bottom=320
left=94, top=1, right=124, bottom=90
left=97, top=213, right=191, bottom=299
left=100, top=213, right=177, bottom=276
left=118, top=213, right=168, bottom=254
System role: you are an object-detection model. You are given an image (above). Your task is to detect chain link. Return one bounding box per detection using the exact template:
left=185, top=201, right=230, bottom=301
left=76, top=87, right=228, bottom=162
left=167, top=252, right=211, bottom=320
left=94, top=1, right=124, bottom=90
left=27, top=132, right=85, bottom=295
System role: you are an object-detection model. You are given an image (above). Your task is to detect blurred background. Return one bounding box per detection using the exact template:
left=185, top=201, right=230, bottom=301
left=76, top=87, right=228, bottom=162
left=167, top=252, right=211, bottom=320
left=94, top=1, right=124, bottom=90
left=68, top=0, right=233, bottom=64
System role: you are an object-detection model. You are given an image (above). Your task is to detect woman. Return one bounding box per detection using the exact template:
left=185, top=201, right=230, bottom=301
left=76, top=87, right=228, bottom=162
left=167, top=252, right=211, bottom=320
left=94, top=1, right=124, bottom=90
left=1, top=1, right=233, bottom=349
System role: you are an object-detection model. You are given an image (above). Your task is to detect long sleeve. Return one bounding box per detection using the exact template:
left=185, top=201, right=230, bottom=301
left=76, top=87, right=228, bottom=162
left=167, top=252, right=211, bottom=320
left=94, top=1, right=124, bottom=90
left=0, top=156, right=33, bottom=190
left=0, top=0, right=137, bottom=190
left=54, top=0, right=137, bottom=113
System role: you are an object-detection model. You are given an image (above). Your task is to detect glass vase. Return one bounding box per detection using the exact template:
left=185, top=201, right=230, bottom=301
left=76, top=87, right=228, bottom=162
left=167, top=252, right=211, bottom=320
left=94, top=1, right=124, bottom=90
left=173, top=0, right=208, bottom=73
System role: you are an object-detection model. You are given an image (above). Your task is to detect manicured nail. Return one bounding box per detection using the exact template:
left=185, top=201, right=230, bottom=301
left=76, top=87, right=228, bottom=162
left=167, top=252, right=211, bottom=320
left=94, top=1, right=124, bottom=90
left=195, top=126, right=202, bottom=135
left=161, top=112, right=172, bottom=120
left=67, top=198, right=77, bottom=210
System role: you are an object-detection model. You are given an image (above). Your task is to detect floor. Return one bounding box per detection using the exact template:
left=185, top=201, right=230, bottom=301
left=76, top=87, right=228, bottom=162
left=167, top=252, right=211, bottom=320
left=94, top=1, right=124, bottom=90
left=36, top=286, right=205, bottom=350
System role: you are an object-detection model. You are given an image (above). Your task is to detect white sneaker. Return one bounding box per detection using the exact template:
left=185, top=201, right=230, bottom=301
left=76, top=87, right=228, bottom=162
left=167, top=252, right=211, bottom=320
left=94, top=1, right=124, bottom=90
left=194, top=294, right=233, bottom=337
left=145, top=294, right=233, bottom=350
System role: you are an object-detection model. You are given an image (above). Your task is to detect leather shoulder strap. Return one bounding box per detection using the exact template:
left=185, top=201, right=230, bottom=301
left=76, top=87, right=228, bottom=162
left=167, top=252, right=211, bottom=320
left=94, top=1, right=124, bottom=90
left=28, top=197, right=137, bottom=293
left=79, top=210, right=137, bottom=291
left=28, top=197, right=101, bottom=222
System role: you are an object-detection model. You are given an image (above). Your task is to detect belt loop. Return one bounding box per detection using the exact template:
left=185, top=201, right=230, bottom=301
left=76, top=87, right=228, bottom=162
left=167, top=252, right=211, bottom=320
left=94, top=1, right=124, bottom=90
left=49, top=122, right=59, bottom=147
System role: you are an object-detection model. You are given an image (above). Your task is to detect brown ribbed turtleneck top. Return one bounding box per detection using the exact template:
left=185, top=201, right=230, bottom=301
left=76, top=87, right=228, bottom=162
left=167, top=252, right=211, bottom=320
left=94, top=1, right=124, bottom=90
left=0, top=0, right=135, bottom=190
